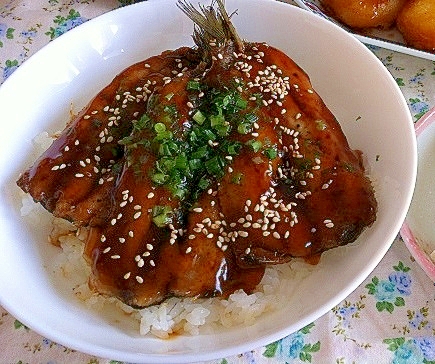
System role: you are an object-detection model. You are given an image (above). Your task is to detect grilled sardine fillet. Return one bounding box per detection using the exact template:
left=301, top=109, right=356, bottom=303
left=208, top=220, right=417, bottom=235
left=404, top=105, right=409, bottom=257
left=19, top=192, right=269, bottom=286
left=17, top=0, right=376, bottom=308
left=17, top=47, right=199, bottom=226
left=84, top=66, right=264, bottom=307
left=205, top=41, right=377, bottom=267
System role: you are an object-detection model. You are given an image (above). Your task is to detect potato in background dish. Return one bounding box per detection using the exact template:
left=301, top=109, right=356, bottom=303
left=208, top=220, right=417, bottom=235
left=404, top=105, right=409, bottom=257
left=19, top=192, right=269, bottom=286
left=321, top=0, right=406, bottom=29
left=397, top=0, right=435, bottom=52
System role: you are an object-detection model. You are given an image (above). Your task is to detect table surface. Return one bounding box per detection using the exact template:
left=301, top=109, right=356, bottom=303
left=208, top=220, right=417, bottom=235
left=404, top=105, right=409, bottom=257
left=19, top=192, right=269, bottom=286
left=1, top=1, right=435, bottom=363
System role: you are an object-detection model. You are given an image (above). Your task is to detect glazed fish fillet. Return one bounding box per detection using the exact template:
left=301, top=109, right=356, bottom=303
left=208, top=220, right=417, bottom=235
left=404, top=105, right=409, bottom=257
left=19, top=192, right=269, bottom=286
left=17, top=0, right=376, bottom=308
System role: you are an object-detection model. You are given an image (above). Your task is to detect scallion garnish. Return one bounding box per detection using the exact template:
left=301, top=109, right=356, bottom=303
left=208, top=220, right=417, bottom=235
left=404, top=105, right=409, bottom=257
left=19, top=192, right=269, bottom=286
left=263, top=146, right=278, bottom=160
left=246, top=139, right=263, bottom=153
left=152, top=205, right=173, bottom=227
left=193, top=110, right=206, bottom=124
left=129, top=81, right=263, bottom=214
left=187, top=80, right=201, bottom=90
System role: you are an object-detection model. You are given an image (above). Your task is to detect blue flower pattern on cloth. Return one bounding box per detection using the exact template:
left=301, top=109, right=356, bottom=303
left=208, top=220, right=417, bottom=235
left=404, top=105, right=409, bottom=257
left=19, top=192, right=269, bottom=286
left=263, top=323, right=321, bottom=362
left=45, top=9, right=87, bottom=39
left=366, top=261, right=411, bottom=313
left=384, top=337, right=435, bottom=364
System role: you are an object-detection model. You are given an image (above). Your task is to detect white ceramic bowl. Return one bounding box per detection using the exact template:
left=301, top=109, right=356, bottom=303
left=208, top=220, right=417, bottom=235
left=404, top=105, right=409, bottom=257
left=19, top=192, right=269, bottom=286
left=0, top=0, right=416, bottom=362
left=401, top=107, right=435, bottom=282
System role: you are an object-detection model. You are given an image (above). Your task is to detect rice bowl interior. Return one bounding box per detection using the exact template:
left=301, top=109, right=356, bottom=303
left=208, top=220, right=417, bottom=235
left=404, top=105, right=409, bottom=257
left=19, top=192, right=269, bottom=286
left=0, top=0, right=416, bottom=362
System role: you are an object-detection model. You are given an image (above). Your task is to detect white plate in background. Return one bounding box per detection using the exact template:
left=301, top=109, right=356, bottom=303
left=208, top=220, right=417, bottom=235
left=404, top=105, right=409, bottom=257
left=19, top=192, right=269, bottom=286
left=293, top=0, right=435, bottom=61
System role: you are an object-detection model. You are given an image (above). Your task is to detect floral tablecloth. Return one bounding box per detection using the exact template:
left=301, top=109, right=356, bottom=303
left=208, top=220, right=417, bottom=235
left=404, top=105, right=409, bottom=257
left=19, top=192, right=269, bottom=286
left=1, top=1, right=435, bottom=363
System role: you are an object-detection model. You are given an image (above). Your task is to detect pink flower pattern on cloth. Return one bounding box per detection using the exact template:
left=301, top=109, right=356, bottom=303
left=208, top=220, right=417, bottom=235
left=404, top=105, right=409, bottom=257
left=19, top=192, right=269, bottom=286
left=1, top=1, right=435, bottom=363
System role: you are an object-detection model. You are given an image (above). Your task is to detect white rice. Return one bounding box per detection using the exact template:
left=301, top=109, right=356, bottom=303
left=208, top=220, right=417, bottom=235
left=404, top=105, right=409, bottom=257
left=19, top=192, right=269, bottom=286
left=19, top=197, right=314, bottom=338
left=18, top=131, right=315, bottom=339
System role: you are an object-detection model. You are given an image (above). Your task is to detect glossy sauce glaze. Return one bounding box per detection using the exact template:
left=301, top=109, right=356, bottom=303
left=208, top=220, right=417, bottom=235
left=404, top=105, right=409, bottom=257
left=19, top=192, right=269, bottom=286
left=17, top=3, right=376, bottom=308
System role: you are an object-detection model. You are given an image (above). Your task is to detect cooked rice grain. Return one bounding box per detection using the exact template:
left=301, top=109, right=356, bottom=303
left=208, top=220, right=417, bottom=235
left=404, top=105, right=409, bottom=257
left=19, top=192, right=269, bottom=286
left=20, top=194, right=314, bottom=339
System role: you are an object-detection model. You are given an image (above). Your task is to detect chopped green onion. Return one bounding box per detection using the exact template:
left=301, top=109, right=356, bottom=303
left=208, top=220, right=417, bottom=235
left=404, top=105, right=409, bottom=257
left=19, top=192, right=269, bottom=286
left=193, top=110, right=206, bottom=124
left=154, top=123, right=166, bottom=133
left=231, top=172, right=244, bottom=184
left=246, top=139, right=263, bottom=153
left=263, top=147, right=278, bottom=160
left=128, top=81, right=263, bottom=211
left=244, top=113, right=258, bottom=124
left=191, top=145, right=209, bottom=159
left=189, top=158, right=202, bottom=170
left=235, top=97, right=248, bottom=109
left=175, top=154, right=189, bottom=170
left=187, top=80, right=201, bottom=90
left=151, top=172, right=167, bottom=185
left=152, top=205, right=173, bottom=227
left=134, top=114, right=151, bottom=131
left=316, top=119, right=327, bottom=131
left=226, top=141, right=242, bottom=155
left=210, top=113, right=225, bottom=127
left=203, top=128, right=216, bottom=141
left=214, top=124, right=230, bottom=137
left=198, top=176, right=211, bottom=190
left=205, top=155, right=224, bottom=176
left=237, top=122, right=252, bottom=134
left=164, top=104, right=177, bottom=116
